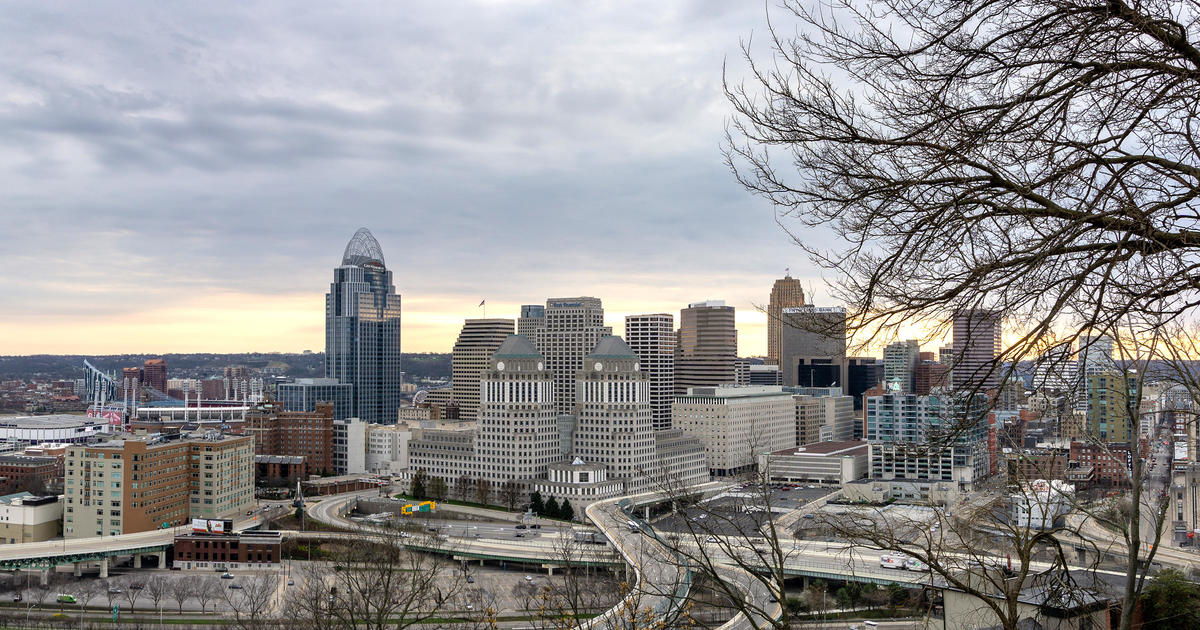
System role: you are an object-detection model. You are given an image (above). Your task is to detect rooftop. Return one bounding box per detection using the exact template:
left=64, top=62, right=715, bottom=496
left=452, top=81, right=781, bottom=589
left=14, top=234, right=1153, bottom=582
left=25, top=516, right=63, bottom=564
left=0, top=415, right=104, bottom=429
left=772, top=441, right=869, bottom=457
left=588, top=336, right=636, bottom=359
left=492, top=335, right=542, bottom=360
left=341, top=227, right=386, bottom=268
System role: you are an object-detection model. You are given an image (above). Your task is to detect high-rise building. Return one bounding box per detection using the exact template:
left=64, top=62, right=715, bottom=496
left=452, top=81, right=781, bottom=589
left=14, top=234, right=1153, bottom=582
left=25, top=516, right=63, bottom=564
left=1086, top=372, right=1138, bottom=443
left=864, top=392, right=991, bottom=489
left=277, top=378, right=353, bottom=420
left=475, top=335, right=560, bottom=483
left=523, top=297, right=612, bottom=416
left=517, top=304, right=546, bottom=337
left=767, top=275, right=806, bottom=366
left=325, top=228, right=403, bottom=423
left=950, top=309, right=1002, bottom=391
left=778, top=305, right=847, bottom=389
left=451, top=319, right=516, bottom=422
left=572, top=336, right=658, bottom=488
left=64, top=433, right=254, bottom=539
left=847, top=357, right=883, bottom=417
left=624, top=314, right=676, bottom=431
left=883, top=340, right=920, bottom=393
left=141, top=359, right=168, bottom=394
left=1032, top=343, right=1077, bottom=393
left=914, top=361, right=950, bottom=395
left=675, top=300, right=738, bottom=395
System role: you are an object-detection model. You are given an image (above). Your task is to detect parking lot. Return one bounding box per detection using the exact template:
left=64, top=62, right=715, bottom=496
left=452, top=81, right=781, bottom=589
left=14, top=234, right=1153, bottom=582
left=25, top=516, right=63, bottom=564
left=653, top=482, right=838, bottom=538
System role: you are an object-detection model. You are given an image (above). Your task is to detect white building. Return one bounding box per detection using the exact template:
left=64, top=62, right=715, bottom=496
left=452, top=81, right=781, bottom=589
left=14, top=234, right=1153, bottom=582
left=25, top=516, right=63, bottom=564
left=476, top=335, right=561, bottom=484
left=624, top=314, right=676, bottom=431
left=673, top=385, right=797, bottom=476
left=573, top=337, right=658, bottom=491
left=0, top=493, right=62, bottom=544
left=1010, top=480, right=1075, bottom=530
left=365, top=423, right=413, bottom=475
left=0, top=415, right=109, bottom=444
left=332, top=417, right=367, bottom=475
left=759, top=440, right=868, bottom=485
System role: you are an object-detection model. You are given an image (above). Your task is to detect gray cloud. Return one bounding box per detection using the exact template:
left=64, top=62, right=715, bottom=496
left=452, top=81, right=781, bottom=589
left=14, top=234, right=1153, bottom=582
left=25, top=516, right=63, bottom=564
left=0, top=1, right=833, bottom=351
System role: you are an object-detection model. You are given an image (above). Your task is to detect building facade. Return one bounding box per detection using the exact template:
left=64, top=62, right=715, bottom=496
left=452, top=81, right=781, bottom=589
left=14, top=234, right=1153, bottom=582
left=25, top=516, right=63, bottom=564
left=245, top=401, right=334, bottom=476
left=673, top=385, right=797, bottom=476
left=325, top=228, right=403, bottom=423
left=572, top=337, right=658, bottom=490
left=950, top=309, right=1003, bottom=391
left=0, top=493, right=61, bottom=544
left=277, top=378, right=353, bottom=420
left=778, top=305, right=847, bottom=389
left=883, top=340, right=920, bottom=393
left=624, top=314, right=676, bottom=431
left=64, top=433, right=254, bottom=539
left=522, top=298, right=612, bottom=416
left=675, top=301, right=738, bottom=395
left=759, top=441, right=868, bottom=485
left=451, top=318, right=516, bottom=422
left=767, top=275, right=806, bottom=366
left=475, top=335, right=561, bottom=484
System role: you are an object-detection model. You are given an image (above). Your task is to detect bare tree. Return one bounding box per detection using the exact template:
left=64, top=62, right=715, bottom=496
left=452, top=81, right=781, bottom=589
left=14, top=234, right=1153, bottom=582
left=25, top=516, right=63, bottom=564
left=475, top=477, right=492, bottom=506
left=726, top=3, right=1200, bottom=629
left=169, top=577, right=194, bottom=615
left=455, top=474, right=474, bottom=502
left=120, top=577, right=143, bottom=611
left=102, top=579, right=121, bottom=610
left=195, top=577, right=222, bottom=615
left=76, top=579, right=103, bottom=612
left=323, top=529, right=460, bottom=630
left=499, top=480, right=521, bottom=512
left=144, top=575, right=169, bottom=615
left=221, top=573, right=279, bottom=629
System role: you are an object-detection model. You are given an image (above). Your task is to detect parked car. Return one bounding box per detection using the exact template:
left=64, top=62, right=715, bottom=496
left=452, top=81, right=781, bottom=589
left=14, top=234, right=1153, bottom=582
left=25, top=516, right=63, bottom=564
left=56, top=594, right=76, bottom=604
left=220, top=573, right=234, bottom=580
left=228, top=584, right=244, bottom=590
left=129, top=583, right=145, bottom=590
left=287, top=579, right=295, bottom=586
left=107, top=587, right=123, bottom=594
left=515, top=524, right=527, bottom=529
left=466, top=576, right=474, bottom=584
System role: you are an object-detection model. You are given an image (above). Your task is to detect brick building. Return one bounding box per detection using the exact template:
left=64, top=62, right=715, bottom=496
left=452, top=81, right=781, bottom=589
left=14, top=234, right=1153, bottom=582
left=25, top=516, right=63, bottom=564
left=245, top=401, right=334, bottom=478
left=0, top=454, right=59, bottom=494
left=1069, top=441, right=1139, bottom=486
left=173, top=530, right=282, bottom=571
left=64, top=433, right=254, bottom=539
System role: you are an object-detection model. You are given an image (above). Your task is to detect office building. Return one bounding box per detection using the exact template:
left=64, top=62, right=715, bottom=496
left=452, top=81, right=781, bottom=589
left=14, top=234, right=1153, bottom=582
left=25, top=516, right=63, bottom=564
left=64, top=433, right=254, bottom=538
left=915, top=361, right=950, bottom=395
left=778, top=305, right=847, bottom=389
left=517, top=304, right=546, bottom=337
left=624, top=314, right=676, bottom=430
left=451, top=318, right=516, bottom=422
left=277, top=378, right=353, bottom=420
left=332, top=417, right=367, bottom=475
left=365, top=423, right=413, bottom=476
left=883, top=340, right=921, bottom=393
left=1086, top=372, right=1138, bottom=443
left=846, top=357, right=883, bottom=416
left=673, top=385, right=796, bottom=476
left=572, top=336, right=658, bottom=489
left=325, top=228, right=403, bottom=423
left=1031, top=343, right=1077, bottom=393
left=522, top=297, right=613, bottom=416
left=950, top=309, right=1002, bottom=391
left=675, top=300, right=738, bottom=395
left=767, top=274, right=806, bottom=366
left=475, top=335, right=561, bottom=483
left=748, top=364, right=783, bottom=386
left=245, top=401, right=335, bottom=477
left=174, top=529, right=282, bottom=571
left=788, top=387, right=856, bottom=442
left=0, top=454, right=59, bottom=495
left=141, top=359, right=168, bottom=394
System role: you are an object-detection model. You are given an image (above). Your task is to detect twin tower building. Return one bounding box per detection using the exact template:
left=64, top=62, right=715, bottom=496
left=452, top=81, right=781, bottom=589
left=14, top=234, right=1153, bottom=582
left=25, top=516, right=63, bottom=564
left=412, top=302, right=709, bottom=503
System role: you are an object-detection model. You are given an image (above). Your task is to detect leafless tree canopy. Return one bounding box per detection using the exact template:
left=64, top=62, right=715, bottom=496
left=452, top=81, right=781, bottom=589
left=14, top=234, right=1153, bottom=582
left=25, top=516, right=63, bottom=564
left=727, top=0, right=1200, bottom=357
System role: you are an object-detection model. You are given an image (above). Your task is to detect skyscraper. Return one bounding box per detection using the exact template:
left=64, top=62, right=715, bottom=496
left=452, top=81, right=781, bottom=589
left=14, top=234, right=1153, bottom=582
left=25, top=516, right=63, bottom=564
left=141, top=359, right=168, bottom=394
left=523, top=297, right=613, bottom=416
left=778, top=305, right=847, bottom=388
left=950, top=309, right=1002, bottom=392
left=572, top=336, right=657, bottom=489
left=883, top=340, right=920, bottom=393
left=475, top=335, right=560, bottom=483
left=624, top=314, right=676, bottom=430
left=451, top=318, right=516, bottom=422
left=767, top=275, right=806, bottom=365
left=325, top=228, right=403, bottom=423
left=675, top=300, right=738, bottom=394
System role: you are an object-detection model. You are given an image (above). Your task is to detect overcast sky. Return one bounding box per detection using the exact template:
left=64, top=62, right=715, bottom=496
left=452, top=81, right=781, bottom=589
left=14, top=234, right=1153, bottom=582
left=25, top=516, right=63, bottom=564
left=0, top=1, right=830, bottom=356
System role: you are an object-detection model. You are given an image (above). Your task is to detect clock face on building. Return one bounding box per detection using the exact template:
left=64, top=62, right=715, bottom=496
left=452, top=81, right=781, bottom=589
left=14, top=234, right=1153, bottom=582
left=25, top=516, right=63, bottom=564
left=537, top=362, right=544, bottom=371
left=634, top=363, right=640, bottom=371
left=594, top=362, right=603, bottom=371
left=496, top=361, right=505, bottom=371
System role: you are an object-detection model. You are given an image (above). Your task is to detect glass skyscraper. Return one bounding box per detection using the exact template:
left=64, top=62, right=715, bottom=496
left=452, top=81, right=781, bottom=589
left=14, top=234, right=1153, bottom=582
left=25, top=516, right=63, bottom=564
left=325, top=228, right=403, bottom=423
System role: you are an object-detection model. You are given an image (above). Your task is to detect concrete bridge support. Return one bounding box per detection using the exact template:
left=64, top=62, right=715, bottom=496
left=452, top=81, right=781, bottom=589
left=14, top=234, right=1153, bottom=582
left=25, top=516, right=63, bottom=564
left=133, top=554, right=142, bottom=569
left=156, top=551, right=166, bottom=568
left=99, top=557, right=109, bottom=579
left=73, top=563, right=82, bottom=578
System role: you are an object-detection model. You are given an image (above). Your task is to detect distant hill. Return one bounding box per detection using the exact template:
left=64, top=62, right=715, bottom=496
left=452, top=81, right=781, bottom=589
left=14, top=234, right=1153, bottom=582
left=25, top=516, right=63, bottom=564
left=0, top=352, right=452, bottom=383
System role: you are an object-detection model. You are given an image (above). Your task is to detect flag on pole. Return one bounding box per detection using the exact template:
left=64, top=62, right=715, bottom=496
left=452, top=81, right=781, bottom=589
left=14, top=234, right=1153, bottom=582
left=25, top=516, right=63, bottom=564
left=478, top=300, right=486, bottom=307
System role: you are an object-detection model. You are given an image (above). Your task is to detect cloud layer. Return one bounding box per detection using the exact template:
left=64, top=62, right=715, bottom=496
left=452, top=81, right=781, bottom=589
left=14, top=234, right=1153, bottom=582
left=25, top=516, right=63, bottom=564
left=0, top=1, right=827, bottom=355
